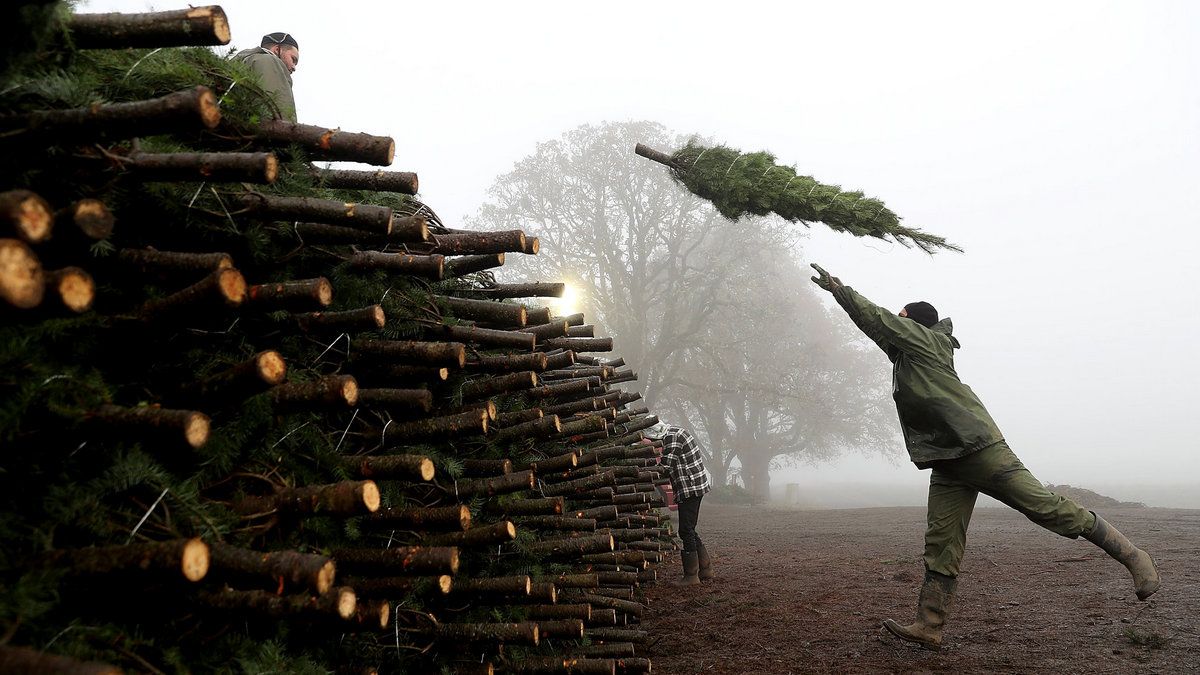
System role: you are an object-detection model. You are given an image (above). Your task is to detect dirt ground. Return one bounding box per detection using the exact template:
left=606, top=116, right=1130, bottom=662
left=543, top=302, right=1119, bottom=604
left=642, top=504, right=1200, bottom=674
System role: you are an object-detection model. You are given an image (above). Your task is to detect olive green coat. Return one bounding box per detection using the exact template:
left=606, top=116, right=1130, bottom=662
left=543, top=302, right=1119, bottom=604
left=233, top=47, right=296, bottom=121
left=832, top=286, right=1004, bottom=466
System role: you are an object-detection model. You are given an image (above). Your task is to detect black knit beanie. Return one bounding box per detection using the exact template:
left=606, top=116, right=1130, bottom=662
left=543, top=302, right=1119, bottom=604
left=903, top=301, right=939, bottom=328
left=261, top=32, right=299, bottom=49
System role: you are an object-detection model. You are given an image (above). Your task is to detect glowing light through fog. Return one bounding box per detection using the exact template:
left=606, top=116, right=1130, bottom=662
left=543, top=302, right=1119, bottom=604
left=550, top=282, right=582, bottom=317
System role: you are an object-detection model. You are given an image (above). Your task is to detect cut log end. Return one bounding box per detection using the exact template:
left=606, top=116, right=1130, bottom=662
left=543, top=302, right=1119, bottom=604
left=191, top=6, right=232, bottom=44
left=184, top=412, right=211, bottom=449
left=197, top=87, right=221, bottom=128
left=256, top=350, right=288, bottom=385
left=342, top=377, right=359, bottom=407
left=419, top=457, right=436, bottom=482
left=336, top=587, right=357, bottom=620
left=263, top=153, right=280, bottom=183
left=316, top=277, right=333, bottom=306
left=3, top=190, right=52, bottom=242
left=524, top=237, right=540, bottom=255
left=438, top=574, right=453, bottom=594
left=71, top=199, right=114, bottom=240
left=384, top=141, right=396, bottom=165
left=217, top=268, right=246, bottom=306
left=369, top=305, right=386, bottom=328
left=181, top=538, right=210, bottom=582
left=48, top=267, right=94, bottom=312
left=457, top=504, right=472, bottom=530
left=316, top=560, right=336, bottom=595
left=0, top=238, right=44, bottom=309
left=361, top=481, right=381, bottom=512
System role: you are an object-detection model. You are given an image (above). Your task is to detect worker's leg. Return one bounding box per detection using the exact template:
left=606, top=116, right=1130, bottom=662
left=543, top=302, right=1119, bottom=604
left=671, top=495, right=702, bottom=586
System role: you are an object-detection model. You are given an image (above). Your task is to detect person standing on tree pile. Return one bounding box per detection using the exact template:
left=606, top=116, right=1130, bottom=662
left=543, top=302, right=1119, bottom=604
left=233, top=32, right=300, bottom=122
left=807, top=264, right=1160, bottom=649
left=644, top=422, right=714, bottom=586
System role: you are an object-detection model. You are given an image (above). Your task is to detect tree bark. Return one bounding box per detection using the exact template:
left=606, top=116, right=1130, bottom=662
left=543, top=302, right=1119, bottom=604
left=523, top=236, right=540, bottom=254
left=0, top=190, right=53, bottom=243
left=461, top=371, right=538, bottom=400
left=126, top=151, right=277, bottom=183
left=605, top=371, right=637, bottom=385
left=363, top=504, right=469, bottom=531
left=445, top=253, right=504, bottom=277
left=528, top=534, right=614, bottom=557
left=207, top=543, right=335, bottom=595
left=586, top=627, right=649, bottom=644
left=545, top=350, right=578, bottom=370
left=461, top=458, right=512, bottom=476
left=567, top=594, right=644, bottom=618
left=257, top=119, right=394, bottom=166
left=517, top=516, right=596, bottom=532
left=434, top=622, right=538, bottom=646
left=269, top=375, right=357, bottom=412
left=425, top=521, right=516, bottom=547
left=344, top=574, right=453, bottom=597
left=0, top=239, right=43, bottom=309
left=482, top=496, right=562, bottom=517
left=116, top=248, right=232, bottom=277
left=238, top=193, right=392, bottom=235
left=458, top=282, right=564, bottom=299
left=295, top=217, right=429, bottom=244
left=541, top=367, right=611, bottom=381
left=453, top=470, right=534, bottom=498
left=356, top=388, right=433, bottom=414
left=348, top=249, right=445, bottom=278
left=52, top=198, right=113, bottom=241
left=382, top=408, right=488, bottom=441
left=524, top=379, right=596, bottom=401
left=0, top=86, right=220, bottom=144
left=495, top=408, right=543, bottom=426
left=579, top=551, right=646, bottom=567
left=518, top=320, right=570, bottom=341
left=556, top=415, right=608, bottom=439
left=566, top=325, right=595, bottom=338
left=435, top=294, right=527, bottom=327
left=528, top=451, right=579, bottom=474
left=568, top=506, right=619, bottom=521
left=534, top=619, right=584, bottom=640
left=508, top=657, right=613, bottom=675
left=41, top=266, right=93, bottom=313
left=68, top=6, right=231, bottom=48
left=527, top=604, right=591, bottom=621
left=540, top=337, right=613, bottom=353
left=195, top=586, right=356, bottom=621
left=489, top=414, right=561, bottom=442
left=429, top=230, right=526, bottom=255
left=234, top=480, right=380, bottom=517
left=332, top=546, right=460, bottom=575
left=449, top=575, right=530, bottom=596
left=353, top=338, right=465, bottom=367
left=296, top=305, right=385, bottom=334
left=574, top=643, right=633, bottom=658
left=553, top=313, right=586, bottom=327
left=633, top=143, right=678, bottom=168
left=245, top=277, right=332, bottom=311
left=37, top=538, right=208, bottom=581
left=139, top=267, right=245, bottom=318
left=0, top=645, right=121, bottom=675
left=176, top=350, right=286, bottom=406
left=344, top=454, right=435, bottom=482
left=536, top=573, right=599, bottom=590
left=314, top=168, right=418, bottom=194
left=349, top=364, right=449, bottom=387
left=431, top=324, right=535, bottom=351
left=463, top=351, right=548, bottom=373
left=86, top=403, right=209, bottom=450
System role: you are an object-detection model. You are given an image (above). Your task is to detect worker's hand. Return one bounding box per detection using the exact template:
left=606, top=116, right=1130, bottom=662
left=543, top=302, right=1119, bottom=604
left=810, top=263, right=843, bottom=292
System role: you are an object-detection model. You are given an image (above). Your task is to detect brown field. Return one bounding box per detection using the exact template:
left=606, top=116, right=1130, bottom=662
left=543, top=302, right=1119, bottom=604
left=642, top=503, right=1200, bottom=674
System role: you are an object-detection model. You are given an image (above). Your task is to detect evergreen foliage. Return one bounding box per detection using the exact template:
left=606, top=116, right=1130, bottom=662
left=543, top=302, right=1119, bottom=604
left=664, top=141, right=961, bottom=253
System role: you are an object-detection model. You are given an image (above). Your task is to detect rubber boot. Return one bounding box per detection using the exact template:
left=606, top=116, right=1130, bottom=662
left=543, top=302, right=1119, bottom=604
left=1085, top=514, right=1161, bottom=600
left=669, top=551, right=701, bottom=587
left=696, top=539, right=714, bottom=581
left=882, top=571, right=956, bottom=650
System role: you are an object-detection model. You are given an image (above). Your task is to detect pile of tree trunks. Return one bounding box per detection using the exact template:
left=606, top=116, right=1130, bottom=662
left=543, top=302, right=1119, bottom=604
left=0, top=5, right=677, bottom=674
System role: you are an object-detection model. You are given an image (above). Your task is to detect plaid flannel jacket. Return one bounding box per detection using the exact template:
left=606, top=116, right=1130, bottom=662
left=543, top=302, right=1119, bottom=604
left=661, top=426, right=711, bottom=500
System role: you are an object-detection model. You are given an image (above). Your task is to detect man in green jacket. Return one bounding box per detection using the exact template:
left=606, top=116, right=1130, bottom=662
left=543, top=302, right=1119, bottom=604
left=233, top=32, right=300, bottom=121
left=810, top=264, right=1159, bottom=650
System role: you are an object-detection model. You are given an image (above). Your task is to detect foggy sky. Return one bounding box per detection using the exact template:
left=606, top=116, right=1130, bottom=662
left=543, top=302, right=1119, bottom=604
left=78, top=1, right=1200, bottom=506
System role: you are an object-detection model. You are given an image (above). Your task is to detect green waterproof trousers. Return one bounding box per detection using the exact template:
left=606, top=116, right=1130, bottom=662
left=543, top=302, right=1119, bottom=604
left=924, top=441, right=1096, bottom=577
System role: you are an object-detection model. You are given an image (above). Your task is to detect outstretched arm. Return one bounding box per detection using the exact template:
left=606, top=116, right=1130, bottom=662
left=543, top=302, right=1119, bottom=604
left=810, top=263, right=937, bottom=358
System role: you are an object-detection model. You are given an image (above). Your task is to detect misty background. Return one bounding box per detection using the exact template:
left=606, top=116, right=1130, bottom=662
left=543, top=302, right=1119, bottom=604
left=79, top=1, right=1200, bottom=507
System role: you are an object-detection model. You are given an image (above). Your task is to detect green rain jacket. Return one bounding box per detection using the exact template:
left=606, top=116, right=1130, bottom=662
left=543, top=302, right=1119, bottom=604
left=832, top=285, right=1004, bottom=467
left=233, top=47, right=296, bottom=121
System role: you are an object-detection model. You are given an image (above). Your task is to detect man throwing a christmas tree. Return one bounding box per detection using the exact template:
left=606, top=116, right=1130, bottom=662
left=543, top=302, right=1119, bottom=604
left=809, top=263, right=1159, bottom=650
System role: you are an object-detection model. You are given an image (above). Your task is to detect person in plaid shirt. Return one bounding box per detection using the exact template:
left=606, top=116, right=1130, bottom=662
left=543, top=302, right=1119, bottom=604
left=645, top=422, right=713, bottom=586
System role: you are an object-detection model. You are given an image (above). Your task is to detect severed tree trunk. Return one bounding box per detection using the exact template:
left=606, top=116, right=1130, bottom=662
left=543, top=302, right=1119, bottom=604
left=126, top=151, right=277, bottom=183
left=37, top=538, right=208, bottom=582
left=528, top=604, right=591, bottom=621
left=524, top=306, right=551, bottom=326
left=526, top=379, right=594, bottom=401
left=356, top=388, right=433, bottom=414
left=543, top=465, right=603, bottom=484
left=568, top=506, right=619, bottom=521
left=353, top=338, right=466, bottom=367
left=177, top=350, right=286, bottom=406
left=458, top=282, right=564, bottom=299
left=245, top=277, right=332, bottom=311
left=496, top=408, right=544, bottom=426
left=569, top=594, right=644, bottom=619
left=578, top=551, right=647, bottom=567
left=41, top=266, right=94, bottom=313
left=332, top=546, right=459, bottom=575
left=575, top=643, right=634, bottom=658
left=426, top=521, right=516, bottom=547
left=542, top=367, right=611, bottom=381
left=86, top=403, right=209, bottom=450
left=461, top=458, right=512, bottom=477
left=490, top=414, right=561, bottom=442
left=343, top=454, right=435, bottom=482
left=314, top=168, right=418, bottom=194
left=523, top=236, right=540, bottom=254
left=432, top=324, right=535, bottom=351
left=116, top=248, right=232, bottom=278
left=528, top=582, right=557, bottom=604
left=363, top=504, right=469, bottom=531
left=139, top=267, right=245, bottom=319
left=56, top=198, right=114, bottom=241
left=483, top=496, right=562, bottom=517
left=0, top=645, right=121, bottom=675
left=454, top=470, right=535, bottom=498
left=566, top=325, right=595, bottom=338
left=509, top=657, right=614, bottom=675
left=464, top=352, right=548, bottom=373
left=434, top=622, right=539, bottom=646
left=586, top=628, right=649, bottom=644
left=517, top=516, right=596, bottom=532
left=238, top=193, right=392, bottom=235
left=518, top=320, right=570, bottom=341
left=0, top=238, right=44, bottom=309
left=295, top=217, right=429, bottom=244
left=529, top=451, right=579, bottom=474
left=434, top=294, right=527, bottom=327
left=352, top=599, right=391, bottom=631
left=349, top=364, right=449, bottom=387
left=544, top=350, right=577, bottom=369
left=257, top=119, right=395, bottom=166
left=449, top=575, right=530, bottom=596
left=445, top=253, right=504, bottom=277
left=535, top=619, right=585, bottom=639
left=429, top=230, right=526, bottom=255
left=0, top=190, right=53, bottom=243
left=68, top=6, right=231, bottom=48
left=382, top=408, right=488, bottom=441
left=529, top=534, right=614, bottom=557
left=0, top=86, right=220, bottom=144
left=207, top=542, right=335, bottom=595
left=297, top=305, right=385, bottom=334
left=557, top=416, right=609, bottom=439
left=538, top=573, right=599, bottom=589
left=347, top=250, right=443, bottom=278
left=540, top=337, right=614, bottom=353
left=345, top=574, right=453, bottom=597
left=195, top=586, right=356, bottom=622
left=233, top=480, right=380, bottom=517
left=462, top=371, right=538, bottom=399
left=269, top=375, right=357, bottom=412
left=606, top=371, right=637, bottom=385
left=553, top=313, right=585, bottom=327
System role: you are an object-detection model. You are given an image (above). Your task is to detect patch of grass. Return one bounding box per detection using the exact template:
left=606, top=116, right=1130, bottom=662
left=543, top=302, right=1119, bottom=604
left=1124, top=627, right=1171, bottom=649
